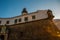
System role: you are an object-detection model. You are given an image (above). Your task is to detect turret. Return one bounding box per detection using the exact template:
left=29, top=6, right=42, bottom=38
left=47, top=9, right=54, bottom=20
left=21, top=8, right=28, bottom=15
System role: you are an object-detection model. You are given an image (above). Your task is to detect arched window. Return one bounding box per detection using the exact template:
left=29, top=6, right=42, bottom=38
left=6, top=21, right=9, bottom=24
left=32, top=15, right=35, bottom=19
left=15, top=19, right=18, bottom=23
left=19, top=18, right=21, bottom=22
left=0, top=21, right=1, bottom=24
left=24, top=17, right=28, bottom=21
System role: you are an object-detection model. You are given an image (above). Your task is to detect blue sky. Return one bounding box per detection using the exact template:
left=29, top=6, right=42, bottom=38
left=0, top=0, right=60, bottom=19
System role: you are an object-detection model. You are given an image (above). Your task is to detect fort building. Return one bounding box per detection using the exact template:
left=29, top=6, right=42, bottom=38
left=0, top=8, right=60, bottom=40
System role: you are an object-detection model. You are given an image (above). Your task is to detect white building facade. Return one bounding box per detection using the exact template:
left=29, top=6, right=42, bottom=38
left=0, top=8, right=53, bottom=25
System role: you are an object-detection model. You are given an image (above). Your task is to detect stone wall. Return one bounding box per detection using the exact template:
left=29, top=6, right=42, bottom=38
left=8, top=18, right=60, bottom=40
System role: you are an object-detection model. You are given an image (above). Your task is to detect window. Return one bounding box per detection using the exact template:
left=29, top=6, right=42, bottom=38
left=32, top=15, right=35, bottom=19
left=0, top=21, right=1, bottom=24
left=19, top=18, right=21, bottom=22
left=24, top=17, right=28, bottom=21
left=6, top=21, right=9, bottom=24
left=15, top=19, right=18, bottom=23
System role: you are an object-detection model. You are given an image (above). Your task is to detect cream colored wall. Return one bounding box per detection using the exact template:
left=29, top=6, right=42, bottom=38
left=0, top=10, right=48, bottom=25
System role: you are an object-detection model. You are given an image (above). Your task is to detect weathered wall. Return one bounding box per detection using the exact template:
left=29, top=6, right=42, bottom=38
left=8, top=18, right=59, bottom=40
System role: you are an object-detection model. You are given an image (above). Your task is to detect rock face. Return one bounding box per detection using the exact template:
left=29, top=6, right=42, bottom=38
left=54, top=19, right=60, bottom=30
left=8, top=14, right=60, bottom=40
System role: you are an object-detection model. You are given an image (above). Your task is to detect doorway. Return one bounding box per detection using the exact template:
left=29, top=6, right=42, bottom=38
left=0, top=35, right=4, bottom=40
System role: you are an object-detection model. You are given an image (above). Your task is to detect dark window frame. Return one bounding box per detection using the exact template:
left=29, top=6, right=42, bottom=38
left=24, top=17, right=28, bottom=21
left=0, top=21, right=1, bottom=24
left=15, top=19, right=18, bottom=23
left=6, top=21, right=9, bottom=24
left=19, top=18, right=21, bottom=22
left=32, top=15, right=36, bottom=19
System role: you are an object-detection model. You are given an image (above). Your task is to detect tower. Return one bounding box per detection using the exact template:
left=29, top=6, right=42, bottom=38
left=21, top=8, right=28, bottom=15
